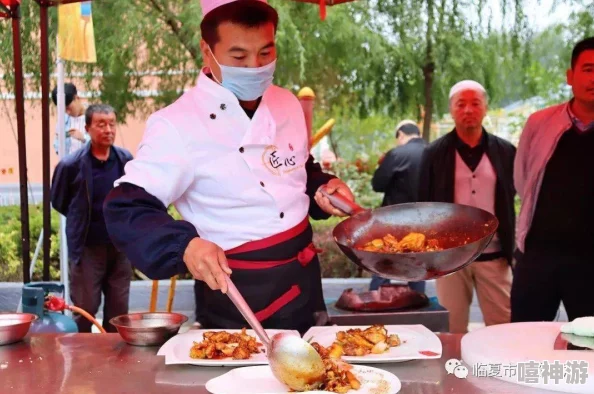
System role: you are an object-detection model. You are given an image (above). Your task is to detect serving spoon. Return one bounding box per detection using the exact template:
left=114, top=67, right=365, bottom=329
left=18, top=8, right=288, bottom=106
left=225, top=276, right=326, bottom=391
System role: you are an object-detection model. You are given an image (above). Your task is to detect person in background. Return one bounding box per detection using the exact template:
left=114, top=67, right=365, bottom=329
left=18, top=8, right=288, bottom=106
left=51, top=104, right=134, bottom=333
left=512, top=37, right=594, bottom=323
left=369, top=120, right=427, bottom=293
left=419, top=80, right=516, bottom=333
left=51, top=82, right=89, bottom=155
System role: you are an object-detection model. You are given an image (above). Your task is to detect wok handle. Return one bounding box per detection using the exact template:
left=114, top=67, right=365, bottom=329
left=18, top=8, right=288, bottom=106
left=225, top=276, right=271, bottom=348
left=319, top=188, right=365, bottom=216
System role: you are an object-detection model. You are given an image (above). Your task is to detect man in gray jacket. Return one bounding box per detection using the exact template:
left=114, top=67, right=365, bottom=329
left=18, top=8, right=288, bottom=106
left=512, top=37, right=594, bottom=322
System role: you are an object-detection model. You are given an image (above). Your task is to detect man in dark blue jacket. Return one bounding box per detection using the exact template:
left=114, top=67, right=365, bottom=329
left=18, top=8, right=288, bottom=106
left=51, top=104, right=134, bottom=333
left=369, top=121, right=427, bottom=291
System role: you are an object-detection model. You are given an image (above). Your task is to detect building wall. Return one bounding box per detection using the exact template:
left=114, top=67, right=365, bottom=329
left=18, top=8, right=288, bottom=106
left=0, top=99, right=147, bottom=187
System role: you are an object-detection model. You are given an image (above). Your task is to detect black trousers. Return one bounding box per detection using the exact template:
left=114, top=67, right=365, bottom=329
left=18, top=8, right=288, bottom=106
left=511, top=247, right=594, bottom=322
left=69, top=243, right=133, bottom=333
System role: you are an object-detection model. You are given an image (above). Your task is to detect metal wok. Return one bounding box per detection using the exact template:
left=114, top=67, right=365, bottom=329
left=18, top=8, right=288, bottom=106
left=320, top=190, right=498, bottom=281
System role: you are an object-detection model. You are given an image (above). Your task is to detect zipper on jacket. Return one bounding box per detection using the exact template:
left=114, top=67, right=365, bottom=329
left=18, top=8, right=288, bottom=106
left=83, top=179, right=91, bottom=247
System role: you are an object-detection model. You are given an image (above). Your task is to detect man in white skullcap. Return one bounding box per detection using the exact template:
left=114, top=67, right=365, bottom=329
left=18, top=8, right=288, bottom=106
left=418, top=80, right=516, bottom=333
left=104, top=0, right=355, bottom=333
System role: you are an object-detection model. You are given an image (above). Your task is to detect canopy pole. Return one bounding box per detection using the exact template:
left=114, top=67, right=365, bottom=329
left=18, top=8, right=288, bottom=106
left=56, top=54, right=70, bottom=305
left=40, top=2, right=52, bottom=281
left=12, top=4, right=31, bottom=284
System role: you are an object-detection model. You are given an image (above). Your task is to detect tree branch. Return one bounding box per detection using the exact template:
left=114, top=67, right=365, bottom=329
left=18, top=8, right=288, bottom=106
left=146, top=0, right=201, bottom=61
left=422, top=0, right=435, bottom=141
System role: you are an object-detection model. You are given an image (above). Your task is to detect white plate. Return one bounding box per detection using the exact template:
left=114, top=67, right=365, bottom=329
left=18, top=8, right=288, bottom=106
left=157, top=329, right=300, bottom=366
left=205, top=365, right=401, bottom=394
left=302, top=325, right=442, bottom=363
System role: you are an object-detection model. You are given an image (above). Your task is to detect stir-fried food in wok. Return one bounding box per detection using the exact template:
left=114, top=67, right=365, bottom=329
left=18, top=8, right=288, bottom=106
left=189, top=328, right=262, bottom=360
left=357, top=232, right=442, bottom=253
left=308, top=342, right=361, bottom=393
left=327, top=325, right=401, bottom=357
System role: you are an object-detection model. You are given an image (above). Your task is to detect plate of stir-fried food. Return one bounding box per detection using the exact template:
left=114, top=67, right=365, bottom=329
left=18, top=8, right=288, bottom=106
left=356, top=232, right=443, bottom=254
left=156, top=328, right=300, bottom=366
left=205, top=362, right=401, bottom=394
left=302, top=325, right=442, bottom=363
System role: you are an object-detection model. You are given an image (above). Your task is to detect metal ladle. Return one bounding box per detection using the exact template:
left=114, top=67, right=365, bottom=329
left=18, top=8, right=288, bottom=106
left=225, top=277, right=325, bottom=391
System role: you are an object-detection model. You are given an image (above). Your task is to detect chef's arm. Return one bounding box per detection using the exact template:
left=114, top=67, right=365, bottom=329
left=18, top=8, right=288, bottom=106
left=104, top=115, right=196, bottom=279
left=104, top=183, right=195, bottom=279
left=305, top=154, right=336, bottom=220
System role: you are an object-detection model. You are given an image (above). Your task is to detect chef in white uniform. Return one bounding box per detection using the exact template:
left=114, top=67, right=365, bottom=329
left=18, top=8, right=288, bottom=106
left=104, top=0, right=354, bottom=333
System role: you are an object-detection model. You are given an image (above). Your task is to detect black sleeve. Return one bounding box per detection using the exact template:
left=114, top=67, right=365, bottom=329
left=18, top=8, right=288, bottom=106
left=103, top=183, right=198, bottom=280
left=305, top=154, right=336, bottom=220
left=509, top=144, right=517, bottom=195
left=50, top=161, right=72, bottom=216
left=417, top=148, right=433, bottom=202
left=371, top=149, right=404, bottom=193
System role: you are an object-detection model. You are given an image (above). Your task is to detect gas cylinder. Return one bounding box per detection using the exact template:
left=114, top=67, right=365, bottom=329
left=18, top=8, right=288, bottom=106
left=22, top=282, right=78, bottom=333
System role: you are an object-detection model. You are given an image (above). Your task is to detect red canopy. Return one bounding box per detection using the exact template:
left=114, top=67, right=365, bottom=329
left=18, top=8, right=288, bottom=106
left=0, top=0, right=20, bottom=7
left=0, top=0, right=17, bottom=18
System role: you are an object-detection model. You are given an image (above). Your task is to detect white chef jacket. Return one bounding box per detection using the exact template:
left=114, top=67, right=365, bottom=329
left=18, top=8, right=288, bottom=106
left=116, top=69, right=312, bottom=251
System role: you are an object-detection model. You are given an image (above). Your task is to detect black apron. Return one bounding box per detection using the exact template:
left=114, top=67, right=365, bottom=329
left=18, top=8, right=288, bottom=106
left=194, top=217, right=326, bottom=335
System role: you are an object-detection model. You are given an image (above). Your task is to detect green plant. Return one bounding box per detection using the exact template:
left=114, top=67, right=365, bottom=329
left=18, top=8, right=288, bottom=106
left=0, top=230, right=21, bottom=282
left=326, top=161, right=383, bottom=209
left=0, top=204, right=372, bottom=281
left=311, top=216, right=362, bottom=278
left=0, top=205, right=62, bottom=282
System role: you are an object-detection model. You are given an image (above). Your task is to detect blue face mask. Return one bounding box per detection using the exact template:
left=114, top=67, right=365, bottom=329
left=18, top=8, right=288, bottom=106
left=209, top=48, right=276, bottom=101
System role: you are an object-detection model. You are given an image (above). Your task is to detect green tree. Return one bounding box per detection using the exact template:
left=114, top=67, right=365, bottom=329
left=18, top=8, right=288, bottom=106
left=0, top=1, right=591, bottom=138
left=0, top=1, right=400, bottom=119
left=376, top=0, right=541, bottom=140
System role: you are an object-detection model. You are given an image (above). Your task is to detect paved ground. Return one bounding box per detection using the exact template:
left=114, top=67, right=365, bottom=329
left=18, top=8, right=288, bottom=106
left=87, top=278, right=569, bottom=333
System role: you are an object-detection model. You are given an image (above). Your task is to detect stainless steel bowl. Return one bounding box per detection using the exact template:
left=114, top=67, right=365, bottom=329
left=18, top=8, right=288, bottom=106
left=0, top=313, right=38, bottom=346
left=110, top=312, right=188, bottom=347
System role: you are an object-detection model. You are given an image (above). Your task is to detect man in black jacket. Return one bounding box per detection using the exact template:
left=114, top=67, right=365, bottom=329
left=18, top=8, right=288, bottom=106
left=369, top=121, right=427, bottom=291
left=419, top=80, right=516, bottom=333
left=51, top=104, right=134, bottom=333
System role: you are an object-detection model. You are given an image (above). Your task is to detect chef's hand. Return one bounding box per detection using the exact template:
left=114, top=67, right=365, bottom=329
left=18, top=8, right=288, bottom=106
left=314, top=311, right=330, bottom=326
left=314, top=178, right=355, bottom=217
left=183, top=238, right=232, bottom=293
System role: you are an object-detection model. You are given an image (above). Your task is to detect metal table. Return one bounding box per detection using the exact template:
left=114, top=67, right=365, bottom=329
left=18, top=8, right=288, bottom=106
left=0, top=333, right=549, bottom=393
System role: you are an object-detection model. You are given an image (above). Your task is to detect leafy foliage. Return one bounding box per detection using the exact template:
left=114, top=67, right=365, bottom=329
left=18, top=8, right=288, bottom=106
left=2, top=1, right=586, bottom=120
left=0, top=205, right=61, bottom=282
left=2, top=1, right=589, bottom=153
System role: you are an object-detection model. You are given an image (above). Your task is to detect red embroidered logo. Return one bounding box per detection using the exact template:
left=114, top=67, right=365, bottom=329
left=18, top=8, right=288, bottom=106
left=262, top=145, right=303, bottom=176
left=289, top=143, right=294, bottom=151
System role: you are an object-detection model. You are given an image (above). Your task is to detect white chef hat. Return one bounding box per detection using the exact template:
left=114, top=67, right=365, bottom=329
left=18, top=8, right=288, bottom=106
left=201, top=0, right=269, bottom=17
left=448, top=80, right=486, bottom=99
